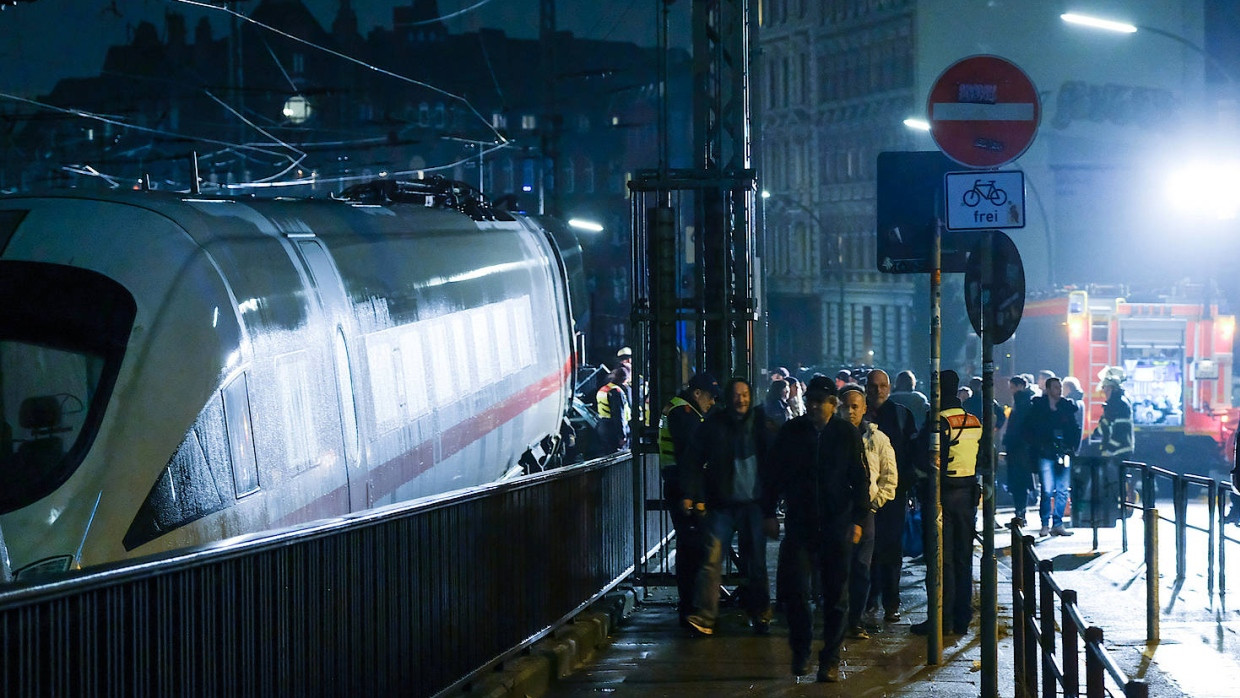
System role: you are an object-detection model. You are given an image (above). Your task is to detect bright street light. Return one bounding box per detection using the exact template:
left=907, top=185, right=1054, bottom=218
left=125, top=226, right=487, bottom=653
left=1166, top=161, right=1240, bottom=220
left=1060, top=12, right=1137, bottom=34
left=903, top=118, right=930, bottom=131
left=568, top=218, right=604, bottom=232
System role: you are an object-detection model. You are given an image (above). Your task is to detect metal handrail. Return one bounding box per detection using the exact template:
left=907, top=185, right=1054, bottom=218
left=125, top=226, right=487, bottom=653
left=1011, top=526, right=1148, bottom=698
left=1, top=453, right=650, bottom=697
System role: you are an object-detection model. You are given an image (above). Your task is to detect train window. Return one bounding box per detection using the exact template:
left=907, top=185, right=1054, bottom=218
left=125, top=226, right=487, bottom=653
left=470, top=308, right=497, bottom=383
left=425, top=319, right=454, bottom=407
left=124, top=397, right=234, bottom=551
left=222, top=373, right=259, bottom=496
left=274, top=351, right=319, bottom=471
left=449, top=314, right=473, bottom=392
left=0, top=261, right=135, bottom=515
left=397, top=329, right=430, bottom=417
left=492, top=305, right=517, bottom=375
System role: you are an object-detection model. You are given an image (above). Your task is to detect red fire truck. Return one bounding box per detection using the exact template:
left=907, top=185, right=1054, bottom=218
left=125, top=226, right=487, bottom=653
left=1004, top=286, right=1237, bottom=475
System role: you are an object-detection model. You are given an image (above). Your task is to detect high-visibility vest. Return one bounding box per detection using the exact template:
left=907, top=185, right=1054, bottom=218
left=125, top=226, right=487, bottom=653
left=939, top=407, right=982, bottom=479
left=657, top=396, right=702, bottom=466
left=596, top=382, right=631, bottom=422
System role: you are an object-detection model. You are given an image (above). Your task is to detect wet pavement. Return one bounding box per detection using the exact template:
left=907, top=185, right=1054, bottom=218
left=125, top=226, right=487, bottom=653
left=544, top=502, right=1240, bottom=697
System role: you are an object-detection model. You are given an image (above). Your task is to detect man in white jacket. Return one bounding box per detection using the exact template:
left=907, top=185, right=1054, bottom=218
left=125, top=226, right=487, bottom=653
left=839, top=384, right=898, bottom=639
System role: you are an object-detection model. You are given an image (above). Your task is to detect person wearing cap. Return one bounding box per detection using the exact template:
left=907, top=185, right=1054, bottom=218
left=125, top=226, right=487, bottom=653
left=835, top=369, right=852, bottom=389
left=763, top=377, right=868, bottom=682
left=682, top=378, right=774, bottom=638
left=616, top=346, right=632, bottom=368
left=595, top=365, right=631, bottom=452
left=771, top=366, right=790, bottom=382
left=912, top=370, right=982, bottom=638
left=657, top=372, right=720, bottom=628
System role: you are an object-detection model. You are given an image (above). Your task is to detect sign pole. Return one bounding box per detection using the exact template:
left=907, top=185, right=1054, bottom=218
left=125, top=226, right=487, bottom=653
left=980, top=236, right=998, bottom=697
left=927, top=217, right=943, bottom=665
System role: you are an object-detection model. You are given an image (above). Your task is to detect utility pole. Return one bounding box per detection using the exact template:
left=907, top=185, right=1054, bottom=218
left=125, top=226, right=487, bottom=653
left=539, top=0, right=558, bottom=216
left=629, top=0, right=758, bottom=586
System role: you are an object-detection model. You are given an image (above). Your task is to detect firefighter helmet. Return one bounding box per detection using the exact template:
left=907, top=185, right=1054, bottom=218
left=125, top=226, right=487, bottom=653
left=1096, top=365, right=1126, bottom=392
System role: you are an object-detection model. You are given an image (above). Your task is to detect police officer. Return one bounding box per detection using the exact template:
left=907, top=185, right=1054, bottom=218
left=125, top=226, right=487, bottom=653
left=595, top=365, right=631, bottom=452
left=912, top=370, right=982, bottom=638
left=657, top=372, right=720, bottom=627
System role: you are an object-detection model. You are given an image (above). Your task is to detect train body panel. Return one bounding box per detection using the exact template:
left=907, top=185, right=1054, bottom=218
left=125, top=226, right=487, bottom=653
left=0, top=191, right=576, bottom=581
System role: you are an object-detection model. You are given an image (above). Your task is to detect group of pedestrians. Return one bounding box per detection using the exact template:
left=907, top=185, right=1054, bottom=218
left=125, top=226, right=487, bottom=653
left=651, top=360, right=1140, bottom=683
left=1001, top=368, right=1134, bottom=537
left=657, top=367, right=927, bottom=682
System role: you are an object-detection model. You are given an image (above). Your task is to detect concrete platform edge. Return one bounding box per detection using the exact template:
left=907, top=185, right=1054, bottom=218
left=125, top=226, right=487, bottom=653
left=452, top=586, right=638, bottom=698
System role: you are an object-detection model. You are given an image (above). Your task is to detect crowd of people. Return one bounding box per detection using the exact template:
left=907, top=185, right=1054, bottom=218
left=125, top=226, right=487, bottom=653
left=647, top=360, right=1137, bottom=683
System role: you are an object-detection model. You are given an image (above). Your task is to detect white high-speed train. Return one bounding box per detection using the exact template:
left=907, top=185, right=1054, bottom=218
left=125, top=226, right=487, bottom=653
left=0, top=180, right=585, bottom=582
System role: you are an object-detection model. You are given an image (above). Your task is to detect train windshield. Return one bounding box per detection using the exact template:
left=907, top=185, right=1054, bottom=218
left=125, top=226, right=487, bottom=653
left=0, top=261, right=136, bottom=514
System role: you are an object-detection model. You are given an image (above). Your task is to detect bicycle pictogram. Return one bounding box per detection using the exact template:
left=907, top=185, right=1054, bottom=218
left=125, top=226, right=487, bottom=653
left=962, top=179, right=1008, bottom=207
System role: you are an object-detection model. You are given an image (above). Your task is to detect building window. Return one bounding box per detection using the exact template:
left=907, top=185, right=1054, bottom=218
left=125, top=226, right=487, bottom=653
left=521, top=114, right=537, bottom=130
left=418, top=102, right=430, bottom=127
left=433, top=103, right=446, bottom=128
left=492, top=112, right=507, bottom=129
left=292, top=53, right=305, bottom=75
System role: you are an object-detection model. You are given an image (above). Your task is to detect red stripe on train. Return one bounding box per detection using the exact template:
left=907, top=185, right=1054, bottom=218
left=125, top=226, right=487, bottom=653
left=276, top=359, right=573, bottom=527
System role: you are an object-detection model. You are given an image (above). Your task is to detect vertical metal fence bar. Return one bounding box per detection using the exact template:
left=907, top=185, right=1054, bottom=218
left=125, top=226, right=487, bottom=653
left=1120, top=462, right=1129, bottom=553
left=1090, top=458, right=1100, bottom=550
left=1085, top=626, right=1104, bottom=698
left=1011, top=528, right=1025, bottom=698
left=1145, top=507, right=1160, bottom=643
left=1038, top=560, right=1055, bottom=698
left=1174, top=477, right=1187, bottom=580
left=1221, top=485, right=1228, bottom=598
left=1209, top=480, right=1217, bottom=599
left=1021, top=536, right=1038, bottom=698
left=1061, top=589, right=1078, bottom=696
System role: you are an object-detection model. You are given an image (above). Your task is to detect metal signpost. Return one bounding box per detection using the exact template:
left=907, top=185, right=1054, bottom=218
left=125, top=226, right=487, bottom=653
left=928, top=55, right=1038, bottom=690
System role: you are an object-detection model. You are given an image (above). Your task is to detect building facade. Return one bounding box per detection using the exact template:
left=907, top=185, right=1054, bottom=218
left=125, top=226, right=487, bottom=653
left=759, top=0, right=1230, bottom=376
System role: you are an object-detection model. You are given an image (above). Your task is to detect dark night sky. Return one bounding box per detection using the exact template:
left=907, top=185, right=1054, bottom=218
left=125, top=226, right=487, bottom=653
left=0, top=0, right=671, bottom=98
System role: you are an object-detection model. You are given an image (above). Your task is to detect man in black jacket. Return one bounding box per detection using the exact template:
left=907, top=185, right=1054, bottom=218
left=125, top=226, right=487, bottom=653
left=682, top=378, right=773, bottom=637
left=764, top=378, right=869, bottom=682
left=1026, top=376, right=1082, bottom=536
left=1003, top=375, right=1036, bottom=527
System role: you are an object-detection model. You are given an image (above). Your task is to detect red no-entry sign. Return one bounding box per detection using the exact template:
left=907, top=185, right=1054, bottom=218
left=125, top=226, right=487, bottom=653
left=927, top=55, right=1040, bottom=169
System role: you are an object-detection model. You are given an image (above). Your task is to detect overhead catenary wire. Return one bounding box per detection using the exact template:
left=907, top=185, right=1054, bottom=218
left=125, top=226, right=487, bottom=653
left=406, top=0, right=498, bottom=27
left=171, top=0, right=508, bottom=147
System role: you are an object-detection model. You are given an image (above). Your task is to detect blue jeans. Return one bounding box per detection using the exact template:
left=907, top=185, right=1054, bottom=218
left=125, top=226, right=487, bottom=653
left=1038, top=456, right=1071, bottom=527
left=691, top=501, right=771, bottom=626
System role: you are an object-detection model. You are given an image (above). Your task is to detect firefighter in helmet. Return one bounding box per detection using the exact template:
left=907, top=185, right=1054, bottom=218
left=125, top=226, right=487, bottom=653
left=1094, top=366, right=1134, bottom=460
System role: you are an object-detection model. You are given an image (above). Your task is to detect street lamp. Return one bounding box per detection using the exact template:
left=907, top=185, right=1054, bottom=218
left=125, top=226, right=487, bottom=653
left=568, top=218, right=605, bottom=232
left=1060, top=11, right=1236, bottom=83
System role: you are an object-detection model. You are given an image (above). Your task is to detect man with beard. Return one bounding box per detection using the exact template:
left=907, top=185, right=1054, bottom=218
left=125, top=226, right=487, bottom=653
left=682, top=378, right=773, bottom=637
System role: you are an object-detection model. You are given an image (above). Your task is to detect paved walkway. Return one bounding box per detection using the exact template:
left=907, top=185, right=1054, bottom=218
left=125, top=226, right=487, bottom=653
left=544, top=504, right=1240, bottom=697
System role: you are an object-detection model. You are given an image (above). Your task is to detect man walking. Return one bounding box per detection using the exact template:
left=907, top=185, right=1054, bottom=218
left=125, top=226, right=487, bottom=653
left=764, top=378, right=868, bottom=682
left=657, top=372, right=720, bottom=627
left=682, top=378, right=773, bottom=636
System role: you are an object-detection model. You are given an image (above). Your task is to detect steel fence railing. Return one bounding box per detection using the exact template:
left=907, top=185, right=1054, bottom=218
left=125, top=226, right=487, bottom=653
left=1, top=452, right=644, bottom=698
left=1011, top=528, right=1148, bottom=698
